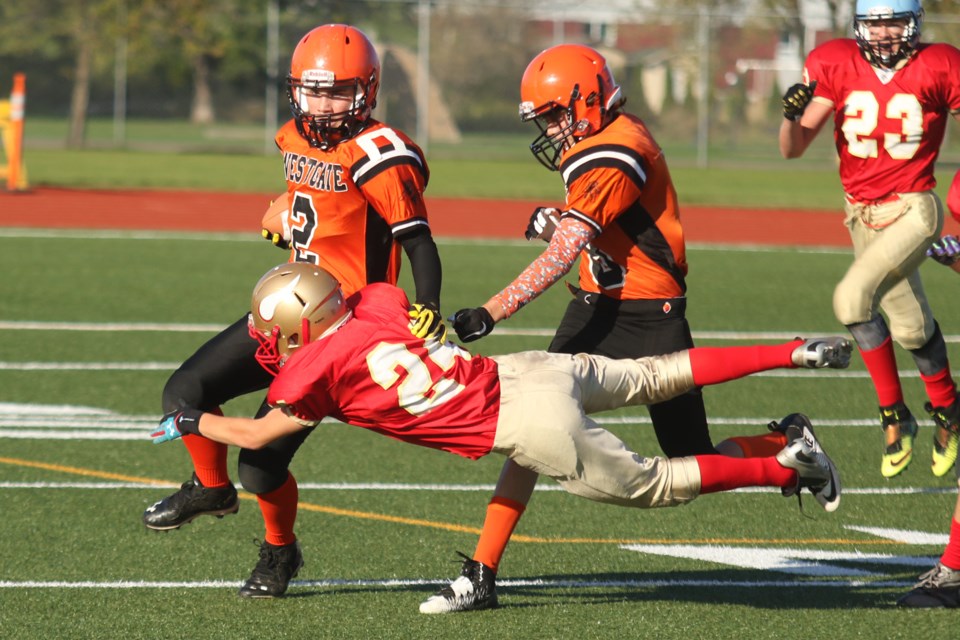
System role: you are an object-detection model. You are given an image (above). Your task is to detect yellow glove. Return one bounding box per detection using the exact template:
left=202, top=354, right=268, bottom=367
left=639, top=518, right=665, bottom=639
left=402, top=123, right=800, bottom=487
left=261, top=227, right=291, bottom=250
left=408, top=303, right=447, bottom=342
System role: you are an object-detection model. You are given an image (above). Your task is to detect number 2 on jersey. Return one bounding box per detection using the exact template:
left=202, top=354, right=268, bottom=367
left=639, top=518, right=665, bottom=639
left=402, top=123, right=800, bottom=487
left=289, top=192, right=319, bottom=264
left=366, top=341, right=467, bottom=415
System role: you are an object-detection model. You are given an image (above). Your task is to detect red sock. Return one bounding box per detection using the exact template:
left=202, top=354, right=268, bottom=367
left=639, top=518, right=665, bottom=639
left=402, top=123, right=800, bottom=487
left=940, top=517, right=960, bottom=571
left=858, top=338, right=903, bottom=406
left=689, top=340, right=801, bottom=387
left=473, top=497, right=526, bottom=573
left=182, top=406, right=229, bottom=488
left=722, top=433, right=788, bottom=458
left=695, top=455, right=797, bottom=494
left=920, top=367, right=958, bottom=409
left=257, top=472, right=298, bottom=547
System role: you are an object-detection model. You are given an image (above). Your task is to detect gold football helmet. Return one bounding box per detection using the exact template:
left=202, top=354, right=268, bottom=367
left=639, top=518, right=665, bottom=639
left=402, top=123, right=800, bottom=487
left=248, top=262, right=349, bottom=373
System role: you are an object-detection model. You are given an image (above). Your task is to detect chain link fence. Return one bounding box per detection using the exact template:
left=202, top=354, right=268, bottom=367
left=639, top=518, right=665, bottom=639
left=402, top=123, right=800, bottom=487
left=4, top=0, right=959, bottom=166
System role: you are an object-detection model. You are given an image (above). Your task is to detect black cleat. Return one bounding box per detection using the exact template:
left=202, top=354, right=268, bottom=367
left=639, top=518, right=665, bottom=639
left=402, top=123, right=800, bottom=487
left=897, top=562, right=960, bottom=608
left=142, top=473, right=238, bottom=531
left=419, top=551, right=498, bottom=614
left=238, top=540, right=304, bottom=598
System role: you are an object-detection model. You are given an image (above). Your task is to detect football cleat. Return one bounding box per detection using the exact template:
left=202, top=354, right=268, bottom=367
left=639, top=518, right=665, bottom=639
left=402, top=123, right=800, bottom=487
left=925, top=400, right=960, bottom=477
left=142, top=473, right=239, bottom=530
left=896, top=562, right=960, bottom=608
left=775, top=415, right=841, bottom=512
left=790, top=336, right=853, bottom=369
left=419, top=552, right=498, bottom=614
left=767, top=412, right=809, bottom=447
left=238, top=540, right=304, bottom=598
left=879, top=403, right=918, bottom=478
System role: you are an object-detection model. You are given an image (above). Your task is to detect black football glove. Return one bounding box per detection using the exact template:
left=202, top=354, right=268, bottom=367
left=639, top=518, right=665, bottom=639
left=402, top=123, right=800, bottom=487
left=451, top=307, right=495, bottom=343
left=408, top=303, right=448, bottom=342
left=782, top=80, right=817, bottom=122
left=927, top=235, right=960, bottom=266
left=261, top=227, right=291, bottom=250
left=524, top=207, right=561, bottom=242
left=151, top=408, right=204, bottom=444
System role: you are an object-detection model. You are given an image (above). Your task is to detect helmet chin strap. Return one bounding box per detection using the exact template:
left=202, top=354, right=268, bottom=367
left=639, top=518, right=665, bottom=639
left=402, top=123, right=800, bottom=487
left=301, top=317, right=311, bottom=347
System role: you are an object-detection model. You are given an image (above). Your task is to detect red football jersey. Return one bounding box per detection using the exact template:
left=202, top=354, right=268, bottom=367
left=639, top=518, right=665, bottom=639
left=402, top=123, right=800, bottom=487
left=274, top=119, right=431, bottom=296
left=267, top=284, right=502, bottom=460
left=559, top=113, right=688, bottom=300
left=803, top=40, right=960, bottom=201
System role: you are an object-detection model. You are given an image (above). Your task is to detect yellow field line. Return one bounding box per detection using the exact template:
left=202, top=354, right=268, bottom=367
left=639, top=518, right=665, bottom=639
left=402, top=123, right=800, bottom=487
left=0, top=455, right=900, bottom=546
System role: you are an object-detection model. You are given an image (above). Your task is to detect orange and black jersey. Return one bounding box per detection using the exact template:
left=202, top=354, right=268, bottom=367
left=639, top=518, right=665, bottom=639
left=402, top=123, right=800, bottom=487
left=560, top=113, right=687, bottom=300
left=275, top=118, right=431, bottom=298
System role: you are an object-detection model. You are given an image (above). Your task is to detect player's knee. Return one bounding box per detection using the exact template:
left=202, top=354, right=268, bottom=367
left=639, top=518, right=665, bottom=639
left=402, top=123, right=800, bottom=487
left=892, top=322, right=933, bottom=351
left=832, top=281, right=871, bottom=325
left=237, top=459, right=288, bottom=495
left=161, top=368, right=205, bottom=414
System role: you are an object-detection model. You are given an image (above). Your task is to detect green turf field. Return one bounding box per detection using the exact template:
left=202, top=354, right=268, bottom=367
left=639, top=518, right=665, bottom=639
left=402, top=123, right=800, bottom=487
left=0, top=230, right=957, bottom=638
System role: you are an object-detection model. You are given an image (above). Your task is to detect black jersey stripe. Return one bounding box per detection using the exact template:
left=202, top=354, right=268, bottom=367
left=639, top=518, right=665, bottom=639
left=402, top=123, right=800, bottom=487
left=352, top=150, right=426, bottom=189
left=560, top=144, right=648, bottom=192
left=615, top=200, right=687, bottom=294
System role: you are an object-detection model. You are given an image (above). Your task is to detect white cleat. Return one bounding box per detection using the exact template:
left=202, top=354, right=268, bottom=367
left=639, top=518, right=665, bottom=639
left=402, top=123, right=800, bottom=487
left=791, top=337, right=852, bottom=369
left=419, top=553, right=498, bottom=614
left=775, top=415, right=841, bottom=512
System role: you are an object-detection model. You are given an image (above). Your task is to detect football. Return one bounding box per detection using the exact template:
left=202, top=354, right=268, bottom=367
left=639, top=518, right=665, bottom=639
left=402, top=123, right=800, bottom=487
left=261, top=191, right=291, bottom=236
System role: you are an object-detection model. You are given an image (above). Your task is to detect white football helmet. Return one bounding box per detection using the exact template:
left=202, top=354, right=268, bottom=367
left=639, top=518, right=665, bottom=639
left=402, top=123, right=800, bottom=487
left=853, top=0, right=923, bottom=69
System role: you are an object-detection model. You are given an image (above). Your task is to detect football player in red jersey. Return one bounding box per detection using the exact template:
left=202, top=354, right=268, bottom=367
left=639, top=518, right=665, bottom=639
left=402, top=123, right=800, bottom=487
left=141, top=24, right=444, bottom=598
left=780, top=0, right=960, bottom=480
left=443, top=43, right=842, bottom=612
left=898, top=174, right=960, bottom=608
left=152, top=262, right=846, bottom=604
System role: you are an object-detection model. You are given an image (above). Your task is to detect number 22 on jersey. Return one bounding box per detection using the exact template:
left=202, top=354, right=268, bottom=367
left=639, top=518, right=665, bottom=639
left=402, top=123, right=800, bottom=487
left=366, top=341, right=469, bottom=415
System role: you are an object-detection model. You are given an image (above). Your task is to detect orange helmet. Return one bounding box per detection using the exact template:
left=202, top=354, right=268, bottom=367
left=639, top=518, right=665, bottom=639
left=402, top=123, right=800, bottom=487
left=519, top=44, right=624, bottom=170
left=286, top=24, right=380, bottom=149
left=247, top=262, right=350, bottom=374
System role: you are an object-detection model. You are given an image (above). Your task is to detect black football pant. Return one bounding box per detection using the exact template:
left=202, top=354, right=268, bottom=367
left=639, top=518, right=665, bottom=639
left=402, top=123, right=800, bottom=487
left=161, top=313, right=314, bottom=494
left=548, top=288, right=718, bottom=457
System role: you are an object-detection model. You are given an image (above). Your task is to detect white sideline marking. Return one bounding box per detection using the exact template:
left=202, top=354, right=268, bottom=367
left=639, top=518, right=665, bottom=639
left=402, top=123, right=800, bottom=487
left=0, top=400, right=953, bottom=441
left=846, top=526, right=951, bottom=546
left=0, top=577, right=913, bottom=590
left=0, top=360, right=927, bottom=378
left=2, top=320, right=960, bottom=345
left=621, top=544, right=937, bottom=578
left=0, top=228, right=852, bottom=252
left=0, top=481, right=953, bottom=497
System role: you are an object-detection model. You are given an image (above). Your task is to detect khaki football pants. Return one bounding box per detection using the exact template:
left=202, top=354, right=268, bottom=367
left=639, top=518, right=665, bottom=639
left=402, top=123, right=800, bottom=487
left=490, top=350, right=702, bottom=508
left=833, top=190, right=942, bottom=349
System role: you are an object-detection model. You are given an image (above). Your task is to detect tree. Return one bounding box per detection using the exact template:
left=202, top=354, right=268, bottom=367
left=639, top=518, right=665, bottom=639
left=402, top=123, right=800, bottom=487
left=140, top=0, right=263, bottom=125
left=0, top=0, right=120, bottom=148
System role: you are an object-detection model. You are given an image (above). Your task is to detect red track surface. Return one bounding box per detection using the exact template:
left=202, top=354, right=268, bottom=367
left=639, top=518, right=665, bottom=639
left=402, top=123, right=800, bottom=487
left=1, top=187, right=958, bottom=245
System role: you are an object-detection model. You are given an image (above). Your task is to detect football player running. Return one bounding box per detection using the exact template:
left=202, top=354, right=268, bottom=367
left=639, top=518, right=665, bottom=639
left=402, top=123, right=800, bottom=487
left=897, top=171, right=960, bottom=608
left=441, top=43, right=852, bottom=612
left=152, top=263, right=846, bottom=604
left=779, top=0, right=960, bottom=480
left=141, top=24, right=443, bottom=598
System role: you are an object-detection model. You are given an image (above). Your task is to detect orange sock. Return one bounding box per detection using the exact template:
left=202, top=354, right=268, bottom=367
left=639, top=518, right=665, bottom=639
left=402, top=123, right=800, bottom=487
left=723, top=433, right=787, bottom=458
left=182, top=407, right=230, bottom=488
left=472, top=497, right=526, bottom=573
left=257, top=472, right=299, bottom=547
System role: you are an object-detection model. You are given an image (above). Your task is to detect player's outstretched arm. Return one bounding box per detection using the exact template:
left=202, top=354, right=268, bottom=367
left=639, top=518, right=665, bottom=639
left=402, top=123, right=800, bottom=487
left=152, top=408, right=304, bottom=450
